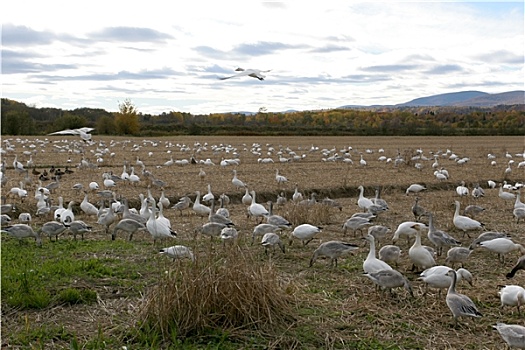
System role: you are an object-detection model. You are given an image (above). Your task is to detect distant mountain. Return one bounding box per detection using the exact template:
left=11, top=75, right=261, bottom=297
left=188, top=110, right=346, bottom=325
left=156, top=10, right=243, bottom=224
left=397, top=90, right=524, bottom=107
left=451, top=91, right=524, bottom=107
left=338, top=90, right=524, bottom=109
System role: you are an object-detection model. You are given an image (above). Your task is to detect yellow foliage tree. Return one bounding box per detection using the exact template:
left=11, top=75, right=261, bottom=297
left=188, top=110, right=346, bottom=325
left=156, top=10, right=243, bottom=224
left=114, top=99, right=140, bottom=135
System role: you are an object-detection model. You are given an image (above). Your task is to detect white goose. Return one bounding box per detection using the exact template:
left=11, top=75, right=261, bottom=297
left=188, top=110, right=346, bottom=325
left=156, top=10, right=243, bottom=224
left=292, top=183, right=303, bottom=202
left=455, top=181, right=469, bottom=197
left=409, top=227, right=436, bottom=271
left=499, top=184, right=516, bottom=201
left=231, top=169, right=246, bottom=189
left=479, top=238, right=525, bottom=263
left=419, top=266, right=473, bottom=296
left=392, top=221, right=428, bottom=244
left=291, top=224, right=322, bottom=246
left=202, top=184, right=215, bottom=203
left=453, top=201, right=483, bottom=237
left=159, top=245, right=195, bottom=262
left=192, top=191, right=211, bottom=217
left=499, top=285, right=525, bottom=314
left=357, top=186, right=374, bottom=211
left=146, top=199, right=177, bottom=244
left=363, top=234, right=392, bottom=273
left=59, top=201, right=75, bottom=225
left=248, top=190, right=269, bottom=222
left=80, top=191, right=98, bottom=216
left=275, top=169, right=288, bottom=184
left=242, top=187, right=253, bottom=206
left=405, top=184, right=426, bottom=196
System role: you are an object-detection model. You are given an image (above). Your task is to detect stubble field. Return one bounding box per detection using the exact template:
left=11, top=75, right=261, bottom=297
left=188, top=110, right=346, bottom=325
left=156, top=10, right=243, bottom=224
left=1, top=135, right=524, bottom=349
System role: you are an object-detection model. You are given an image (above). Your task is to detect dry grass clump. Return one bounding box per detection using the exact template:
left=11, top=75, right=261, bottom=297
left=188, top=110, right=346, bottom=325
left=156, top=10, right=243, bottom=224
left=137, top=246, right=296, bottom=341
left=283, top=202, right=334, bottom=226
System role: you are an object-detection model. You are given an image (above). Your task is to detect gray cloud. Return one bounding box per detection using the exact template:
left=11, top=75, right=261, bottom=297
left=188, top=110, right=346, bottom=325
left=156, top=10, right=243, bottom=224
left=194, top=41, right=307, bottom=59
left=2, top=49, right=77, bottom=74
left=310, top=44, right=351, bottom=53
left=360, top=64, right=420, bottom=73
left=2, top=24, right=57, bottom=46
left=88, top=27, right=174, bottom=43
left=425, top=64, right=464, bottom=75
left=31, top=67, right=180, bottom=82
left=474, top=50, right=523, bottom=64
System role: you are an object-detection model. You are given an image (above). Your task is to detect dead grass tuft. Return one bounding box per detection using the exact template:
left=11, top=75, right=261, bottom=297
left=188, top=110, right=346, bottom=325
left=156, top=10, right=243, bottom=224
left=283, top=203, right=333, bottom=226
left=137, top=246, right=296, bottom=341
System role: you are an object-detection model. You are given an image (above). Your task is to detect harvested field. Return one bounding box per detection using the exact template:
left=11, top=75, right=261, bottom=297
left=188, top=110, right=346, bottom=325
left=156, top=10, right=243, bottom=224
left=1, top=135, right=524, bottom=349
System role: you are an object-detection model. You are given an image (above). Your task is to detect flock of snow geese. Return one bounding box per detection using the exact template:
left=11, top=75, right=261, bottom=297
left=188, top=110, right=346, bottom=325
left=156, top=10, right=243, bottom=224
left=1, top=133, right=525, bottom=347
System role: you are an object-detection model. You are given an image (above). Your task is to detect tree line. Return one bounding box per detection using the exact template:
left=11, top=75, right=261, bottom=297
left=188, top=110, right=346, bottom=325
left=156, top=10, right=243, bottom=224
left=1, top=98, right=524, bottom=136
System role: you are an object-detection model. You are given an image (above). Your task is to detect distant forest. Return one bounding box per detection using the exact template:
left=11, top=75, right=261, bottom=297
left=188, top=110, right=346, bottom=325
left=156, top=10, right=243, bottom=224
left=1, top=98, right=524, bottom=136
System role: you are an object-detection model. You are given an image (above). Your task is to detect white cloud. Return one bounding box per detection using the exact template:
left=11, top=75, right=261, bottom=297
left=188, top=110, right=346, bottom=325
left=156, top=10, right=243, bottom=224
left=2, top=1, right=523, bottom=114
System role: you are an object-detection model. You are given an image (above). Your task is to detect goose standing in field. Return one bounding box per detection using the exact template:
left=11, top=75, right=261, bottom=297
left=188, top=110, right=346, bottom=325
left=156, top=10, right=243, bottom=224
left=479, top=238, right=525, bottom=263
left=208, top=199, right=234, bottom=226
left=215, top=196, right=230, bottom=219
left=112, top=218, right=147, bottom=241
left=252, top=223, right=282, bottom=244
left=59, top=201, right=75, bottom=225
left=488, top=180, right=497, bottom=189
left=499, top=285, right=525, bottom=314
left=291, top=224, right=322, bottom=246
left=159, top=245, right=195, bottom=262
left=147, top=199, right=177, bottom=244
left=411, top=197, right=427, bottom=222
left=97, top=203, right=117, bottom=235
left=342, top=216, right=372, bottom=237
left=507, top=255, right=525, bottom=279
left=195, top=222, right=226, bottom=240
left=1, top=224, right=42, bottom=246
left=159, top=190, right=170, bottom=209
left=202, top=184, right=215, bottom=203
left=471, top=183, right=485, bottom=199
left=121, top=198, right=147, bottom=224
left=292, top=183, right=303, bottom=203
left=39, top=221, right=67, bottom=241
left=68, top=220, right=92, bottom=240
left=515, top=191, right=525, bottom=209
left=248, top=190, right=269, bottom=223
left=368, top=225, right=391, bottom=243
left=192, top=191, right=211, bottom=217
left=275, top=169, right=288, bottom=185
left=371, top=187, right=389, bottom=209
left=261, top=232, right=285, bottom=255
left=231, top=169, right=246, bottom=189
left=392, top=221, right=428, bottom=244
left=469, top=231, right=511, bottom=249
left=445, top=247, right=472, bottom=268
left=266, top=201, right=291, bottom=228
left=514, top=207, right=525, bottom=223
left=379, top=245, right=402, bottom=267
left=18, top=212, right=31, bottom=225
left=364, top=269, right=413, bottom=297
left=455, top=181, right=469, bottom=197
left=80, top=191, right=99, bottom=216
left=418, top=266, right=473, bottom=296
left=453, top=201, right=484, bottom=238
left=309, top=240, right=359, bottom=267
left=492, top=323, right=525, bottom=349
left=219, top=226, right=239, bottom=244
left=172, top=196, right=192, bottom=216
left=406, top=184, right=426, bottom=196
left=357, top=185, right=374, bottom=212
left=425, top=212, right=461, bottom=256
left=499, top=184, right=516, bottom=202
left=53, top=196, right=65, bottom=221
left=241, top=187, right=253, bottom=206
left=276, top=192, right=287, bottom=206
left=409, top=226, right=436, bottom=272
left=463, top=205, right=485, bottom=219
left=363, top=234, right=393, bottom=273
left=445, top=269, right=482, bottom=327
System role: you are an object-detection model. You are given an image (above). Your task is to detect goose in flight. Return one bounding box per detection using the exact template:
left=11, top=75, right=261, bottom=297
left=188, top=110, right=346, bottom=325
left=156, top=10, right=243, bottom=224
left=219, top=68, right=271, bottom=81
left=48, top=127, right=94, bottom=142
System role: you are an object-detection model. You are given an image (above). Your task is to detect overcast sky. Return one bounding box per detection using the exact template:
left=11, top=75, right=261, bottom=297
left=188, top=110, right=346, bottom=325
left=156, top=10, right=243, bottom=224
left=2, top=1, right=524, bottom=115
